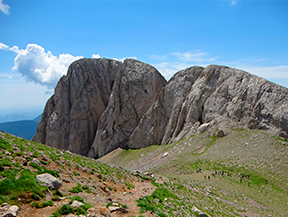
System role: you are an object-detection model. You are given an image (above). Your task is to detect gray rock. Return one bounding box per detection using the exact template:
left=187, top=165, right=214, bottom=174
left=31, top=158, right=41, bottom=165
left=36, top=173, right=63, bottom=190
left=88, top=59, right=166, bottom=158
left=70, top=200, right=84, bottom=208
left=33, top=60, right=288, bottom=158
left=32, top=58, right=122, bottom=156
left=3, top=205, right=19, bottom=217
left=215, top=129, right=226, bottom=138
left=191, top=206, right=208, bottom=217
left=108, top=206, right=126, bottom=213
left=129, top=65, right=288, bottom=148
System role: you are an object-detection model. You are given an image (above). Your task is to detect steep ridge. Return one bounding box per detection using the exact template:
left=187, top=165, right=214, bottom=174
left=33, top=58, right=167, bottom=156
left=129, top=65, right=288, bottom=148
left=33, top=58, right=123, bottom=155
left=88, top=59, right=167, bottom=158
left=33, top=59, right=288, bottom=158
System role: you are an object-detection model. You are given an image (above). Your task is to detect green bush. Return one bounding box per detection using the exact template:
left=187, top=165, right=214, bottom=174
left=31, top=200, right=54, bottom=208
left=59, top=204, right=74, bottom=215
left=0, top=169, right=46, bottom=199
left=0, top=138, right=13, bottom=152
left=0, top=195, right=8, bottom=205
left=29, top=162, right=43, bottom=171
left=75, top=206, right=87, bottom=215
left=125, top=181, right=135, bottom=189
left=69, top=183, right=83, bottom=193
left=137, top=187, right=178, bottom=216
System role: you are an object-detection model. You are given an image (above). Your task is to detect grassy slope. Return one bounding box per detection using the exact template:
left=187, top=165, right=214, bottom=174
left=0, top=132, right=156, bottom=217
left=98, top=129, right=288, bottom=216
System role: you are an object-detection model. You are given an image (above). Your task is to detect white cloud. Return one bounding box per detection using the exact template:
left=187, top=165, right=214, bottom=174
left=0, top=42, right=9, bottom=50
left=113, top=56, right=137, bottom=62
left=1, top=43, right=83, bottom=89
left=0, top=0, right=10, bottom=15
left=92, top=54, right=101, bottom=58
left=151, top=51, right=218, bottom=80
left=230, top=0, right=237, bottom=6
left=237, top=65, right=288, bottom=79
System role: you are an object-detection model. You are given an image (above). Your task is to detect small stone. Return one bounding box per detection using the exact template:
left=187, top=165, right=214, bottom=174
left=31, top=158, right=41, bottom=165
left=162, top=152, right=169, bottom=158
left=70, top=200, right=84, bottom=208
left=3, top=205, right=19, bottom=217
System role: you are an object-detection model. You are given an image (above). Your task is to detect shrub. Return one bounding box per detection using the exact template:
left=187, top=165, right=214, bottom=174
left=69, top=196, right=84, bottom=203
left=69, top=183, right=83, bottom=193
left=59, top=204, right=74, bottom=215
left=31, top=200, right=54, bottom=208
left=125, top=181, right=135, bottom=189
left=0, top=138, right=13, bottom=152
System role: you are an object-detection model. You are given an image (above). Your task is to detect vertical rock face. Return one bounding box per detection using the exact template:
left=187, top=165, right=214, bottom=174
left=129, top=65, right=288, bottom=148
left=32, top=58, right=122, bottom=155
left=88, top=59, right=166, bottom=158
left=33, top=58, right=166, bottom=157
left=34, top=59, right=288, bottom=158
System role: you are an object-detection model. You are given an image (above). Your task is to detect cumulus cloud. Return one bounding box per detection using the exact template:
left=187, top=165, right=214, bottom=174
left=92, top=54, right=101, bottom=58
left=0, top=43, right=83, bottom=89
left=0, top=0, right=10, bottom=14
left=113, top=56, right=137, bottom=62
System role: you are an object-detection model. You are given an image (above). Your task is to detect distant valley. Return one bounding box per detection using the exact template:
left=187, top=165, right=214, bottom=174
left=0, top=114, right=41, bottom=140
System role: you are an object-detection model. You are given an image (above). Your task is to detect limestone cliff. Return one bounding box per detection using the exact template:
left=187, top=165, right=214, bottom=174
left=33, top=59, right=288, bottom=158
left=32, top=58, right=167, bottom=156
left=129, top=65, right=288, bottom=148
left=32, top=58, right=122, bottom=155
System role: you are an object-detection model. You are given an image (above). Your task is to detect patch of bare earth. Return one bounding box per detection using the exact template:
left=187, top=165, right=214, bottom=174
left=17, top=160, right=157, bottom=217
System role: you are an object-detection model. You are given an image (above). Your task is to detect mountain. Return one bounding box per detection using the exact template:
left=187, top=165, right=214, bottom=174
left=0, top=120, right=38, bottom=140
left=33, top=114, right=42, bottom=123
left=33, top=58, right=288, bottom=158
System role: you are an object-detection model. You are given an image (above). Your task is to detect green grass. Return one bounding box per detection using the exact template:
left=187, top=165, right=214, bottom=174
left=0, top=169, right=47, bottom=204
left=31, top=200, right=54, bottom=208
left=69, top=183, right=83, bottom=193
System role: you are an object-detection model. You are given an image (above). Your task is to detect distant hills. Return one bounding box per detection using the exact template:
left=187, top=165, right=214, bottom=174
left=0, top=115, right=41, bottom=140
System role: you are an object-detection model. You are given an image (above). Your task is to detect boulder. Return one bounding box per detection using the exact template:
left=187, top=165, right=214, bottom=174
left=36, top=173, right=63, bottom=190
left=70, top=200, right=84, bottom=208
left=31, top=158, right=41, bottom=165
left=3, top=205, right=19, bottom=217
left=192, top=206, right=208, bottom=217
left=215, top=129, right=226, bottom=138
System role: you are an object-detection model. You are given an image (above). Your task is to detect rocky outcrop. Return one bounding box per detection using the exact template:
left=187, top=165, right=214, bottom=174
left=33, top=58, right=166, bottom=157
left=129, top=65, right=288, bottom=148
left=33, top=58, right=122, bottom=155
left=88, top=59, right=166, bottom=158
left=34, top=59, right=288, bottom=158
left=36, top=173, right=63, bottom=190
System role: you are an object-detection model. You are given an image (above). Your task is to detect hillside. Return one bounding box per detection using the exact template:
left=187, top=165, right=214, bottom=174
left=0, top=132, right=158, bottom=217
left=98, top=128, right=288, bottom=216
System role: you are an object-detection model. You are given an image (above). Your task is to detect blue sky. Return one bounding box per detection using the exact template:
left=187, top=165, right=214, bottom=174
left=0, top=0, right=288, bottom=121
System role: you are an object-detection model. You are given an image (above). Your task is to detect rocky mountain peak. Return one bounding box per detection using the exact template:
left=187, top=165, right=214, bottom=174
left=33, top=59, right=288, bottom=158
